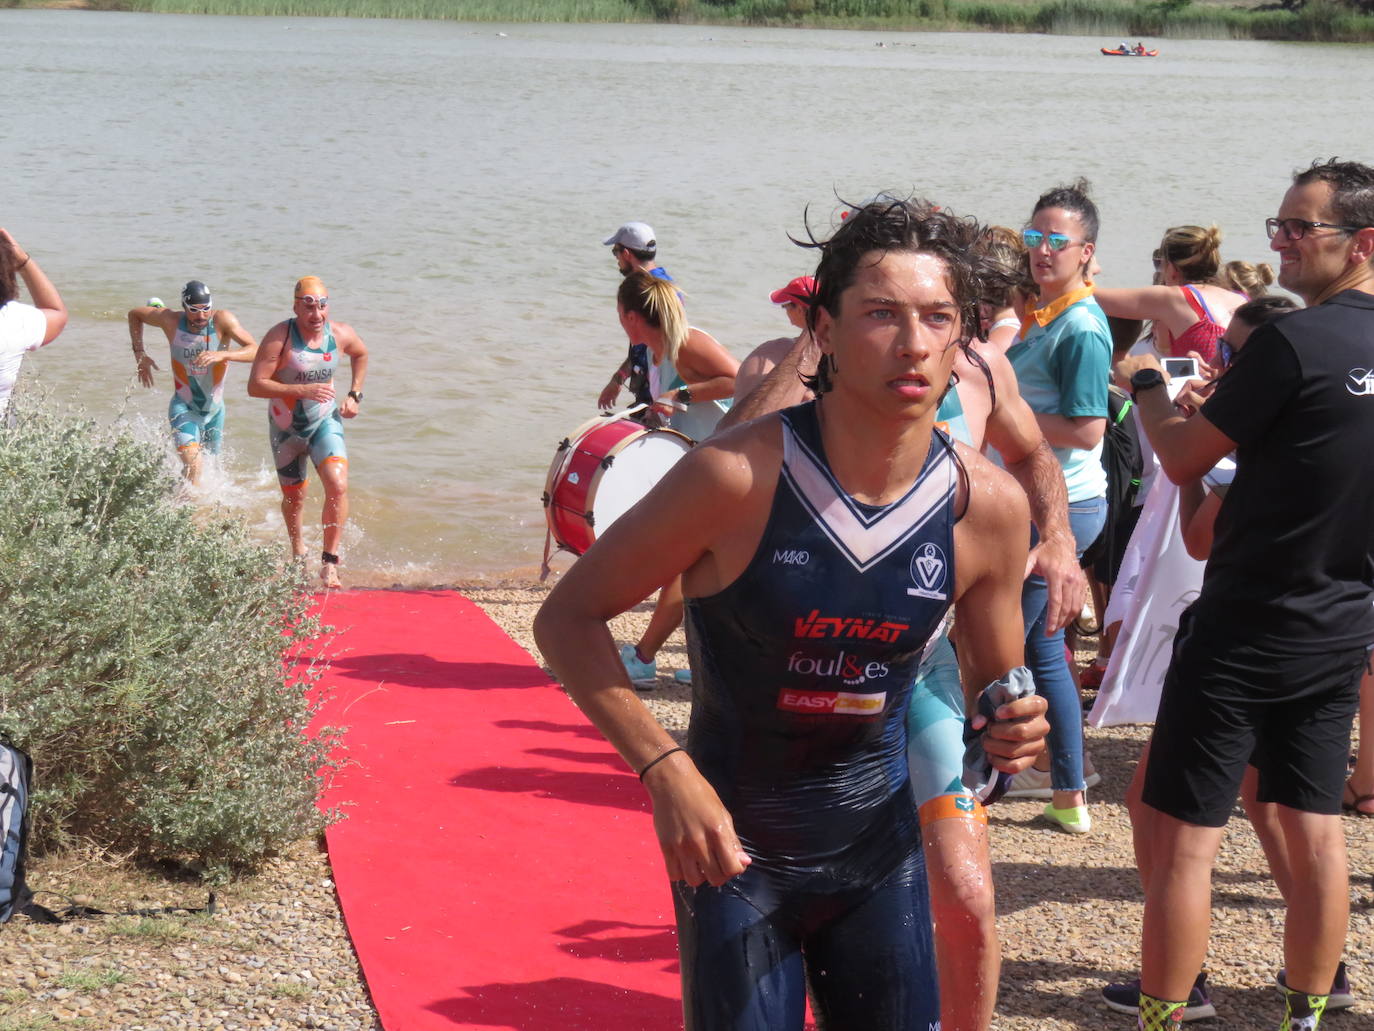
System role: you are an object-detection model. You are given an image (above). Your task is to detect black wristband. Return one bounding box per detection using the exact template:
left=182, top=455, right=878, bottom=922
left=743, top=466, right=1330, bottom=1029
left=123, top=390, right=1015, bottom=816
left=637, top=746, right=685, bottom=782
left=1129, top=367, right=1167, bottom=402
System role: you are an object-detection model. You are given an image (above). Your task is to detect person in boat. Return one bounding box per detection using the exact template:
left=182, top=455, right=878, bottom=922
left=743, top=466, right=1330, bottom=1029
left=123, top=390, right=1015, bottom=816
left=535, top=197, right=1050, bottom=1031
left=127, top=280, right=258, bottom=485
left=1135, top=41, right=1147, bottom=55
left=247, top=276, right=368, bottom=589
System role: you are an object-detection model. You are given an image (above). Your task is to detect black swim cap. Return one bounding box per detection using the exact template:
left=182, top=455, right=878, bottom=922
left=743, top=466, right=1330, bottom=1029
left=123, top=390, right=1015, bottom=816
left=181, top=280, right=212, bottom=306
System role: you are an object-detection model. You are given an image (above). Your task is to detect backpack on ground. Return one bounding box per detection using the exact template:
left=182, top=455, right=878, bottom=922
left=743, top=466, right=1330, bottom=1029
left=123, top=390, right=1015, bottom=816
left=1081, top=384, right=1143, bottom=577
left=0, top=740, right=34, bottom=923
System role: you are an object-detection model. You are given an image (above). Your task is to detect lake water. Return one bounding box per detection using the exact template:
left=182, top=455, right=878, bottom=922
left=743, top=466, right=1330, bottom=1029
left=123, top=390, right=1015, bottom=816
left=4, top=9, right=1373, bottom=584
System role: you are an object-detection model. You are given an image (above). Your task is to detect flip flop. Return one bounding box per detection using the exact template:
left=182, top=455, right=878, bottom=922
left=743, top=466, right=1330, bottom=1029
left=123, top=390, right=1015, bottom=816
left=1342, top=780, right=1374, bottom=817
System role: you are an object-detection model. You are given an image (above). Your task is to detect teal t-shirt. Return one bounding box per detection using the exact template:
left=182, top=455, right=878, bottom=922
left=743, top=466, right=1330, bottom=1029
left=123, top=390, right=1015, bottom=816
left=1006, top=297, right=1110, bottom=502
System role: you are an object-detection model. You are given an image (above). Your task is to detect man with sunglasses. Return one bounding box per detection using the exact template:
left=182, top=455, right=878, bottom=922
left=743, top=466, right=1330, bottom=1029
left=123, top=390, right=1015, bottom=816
left=248, top=277, right=369, bottom=590
left=127, top=280, right=258, bottom=485
left=1116, top=158, right=1374, bottom=1031
left=599, top=221, right=673, bottom=415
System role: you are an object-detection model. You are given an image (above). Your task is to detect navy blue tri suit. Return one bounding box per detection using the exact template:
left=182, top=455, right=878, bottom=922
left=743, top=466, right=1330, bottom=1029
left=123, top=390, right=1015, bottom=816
left=676, top=401, right=960, bottom=1031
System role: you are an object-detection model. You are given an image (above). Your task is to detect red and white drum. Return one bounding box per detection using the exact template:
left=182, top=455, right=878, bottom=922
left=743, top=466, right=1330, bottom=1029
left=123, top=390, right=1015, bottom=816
left=543, top=415, right=693, bottom=556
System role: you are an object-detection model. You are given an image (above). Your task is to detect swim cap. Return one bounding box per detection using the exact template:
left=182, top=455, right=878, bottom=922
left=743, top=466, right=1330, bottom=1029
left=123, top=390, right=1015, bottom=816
left=294, top=275, right=328, bottom=298
left=147, top=297, right=165, bottom=308
left=181, top=280, right=212, bottom=307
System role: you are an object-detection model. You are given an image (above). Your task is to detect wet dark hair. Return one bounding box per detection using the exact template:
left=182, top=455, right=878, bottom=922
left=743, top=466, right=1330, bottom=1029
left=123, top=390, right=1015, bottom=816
left=0, top=238, right=20, bottom=307
left=974, top=225, right=1031, bottom=310
left=1292, top=158, right=1374, bottom=231
left=796, top=196, right=987, bottom=395
left=1031, top=177, right=1100, bottom=243
left=1232, top=294, right=1299, bottom=329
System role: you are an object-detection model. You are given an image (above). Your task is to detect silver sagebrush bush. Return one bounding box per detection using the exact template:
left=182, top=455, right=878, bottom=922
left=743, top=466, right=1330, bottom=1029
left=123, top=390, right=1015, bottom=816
left=0, top=401, right=342, bottom=880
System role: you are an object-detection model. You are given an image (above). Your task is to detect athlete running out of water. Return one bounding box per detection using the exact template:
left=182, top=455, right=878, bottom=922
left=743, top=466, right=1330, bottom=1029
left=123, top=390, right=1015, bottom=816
left=127, top=281, right=258, bottom=485
left=536, top=199, right=1049, bottom=1031
left=247, top=277, right=368, bottom=589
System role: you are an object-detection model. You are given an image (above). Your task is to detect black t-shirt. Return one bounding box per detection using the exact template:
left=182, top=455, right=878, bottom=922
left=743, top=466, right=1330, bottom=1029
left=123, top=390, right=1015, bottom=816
left=1196, top=289, right=1374, bottom=652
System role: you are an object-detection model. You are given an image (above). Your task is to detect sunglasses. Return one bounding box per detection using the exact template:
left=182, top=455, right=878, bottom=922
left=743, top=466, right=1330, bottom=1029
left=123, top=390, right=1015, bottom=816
left=611, top=244, right=626, bottom=257
left=295, top=295, right=329, bottom=308
left=184, top=303, right=211, bottom=314
left=1022, top=229, right=1082, bottom=252
left=1264, top=217, right=1363, bottom=241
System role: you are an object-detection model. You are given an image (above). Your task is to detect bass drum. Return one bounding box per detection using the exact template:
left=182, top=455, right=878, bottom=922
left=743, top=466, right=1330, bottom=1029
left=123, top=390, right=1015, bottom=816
left=543, top=415, right=693, bottom=556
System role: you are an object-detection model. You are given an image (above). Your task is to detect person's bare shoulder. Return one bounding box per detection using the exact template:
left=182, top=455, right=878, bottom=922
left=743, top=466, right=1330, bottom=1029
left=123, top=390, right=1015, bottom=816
left=329, top=320, right=366, bottom=350
left=953, top=440, right=1029, bottom=538
left=741, top=336, right=795, bottom=370
left=686, top=412, right=786, bottom=497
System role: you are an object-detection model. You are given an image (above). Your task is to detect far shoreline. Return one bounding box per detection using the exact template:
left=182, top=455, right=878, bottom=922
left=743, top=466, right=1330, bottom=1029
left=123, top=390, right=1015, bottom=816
left=16, top=0, right=1374, bottom=45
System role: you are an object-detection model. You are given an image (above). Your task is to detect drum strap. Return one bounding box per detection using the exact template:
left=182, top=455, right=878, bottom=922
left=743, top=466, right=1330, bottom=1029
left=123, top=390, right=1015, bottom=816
left=539, top=525, right=555, bottom=582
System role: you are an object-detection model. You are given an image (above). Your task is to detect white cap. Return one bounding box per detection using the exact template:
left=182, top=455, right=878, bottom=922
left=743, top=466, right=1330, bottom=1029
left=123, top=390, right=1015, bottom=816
left=603, top=221, right=657, bottom=251
left=147, top=297, right=165, bottom=308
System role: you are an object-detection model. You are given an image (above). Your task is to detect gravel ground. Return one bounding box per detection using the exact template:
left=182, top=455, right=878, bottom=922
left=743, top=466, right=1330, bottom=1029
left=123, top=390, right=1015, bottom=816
left=3, top=580, right=1369, bottom=1030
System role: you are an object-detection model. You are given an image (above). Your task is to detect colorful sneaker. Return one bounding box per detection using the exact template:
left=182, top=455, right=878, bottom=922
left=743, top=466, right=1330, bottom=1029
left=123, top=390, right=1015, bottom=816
left=619, top=644, right=657, bottom=688
left=1277, top=962, right=1355, bottom=1011
left=1281, top=989, right=1328, bottom=1030
left=673, top=669, right=693, bottom=684
left=1040, top=802, right=1091, bottom=834
left=1101, top=973, right=1217, bottom=1021
left=1002, top=766, right=1053, bottom=799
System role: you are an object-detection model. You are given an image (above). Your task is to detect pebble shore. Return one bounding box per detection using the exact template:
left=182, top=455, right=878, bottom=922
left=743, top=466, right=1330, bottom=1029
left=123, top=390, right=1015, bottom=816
left=2, top=580, right=1369, bottom=1029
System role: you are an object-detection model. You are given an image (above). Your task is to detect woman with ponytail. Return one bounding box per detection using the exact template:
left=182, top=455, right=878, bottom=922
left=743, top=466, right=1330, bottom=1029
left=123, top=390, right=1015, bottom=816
left=616, top=271, right=738, bottom=444
left=1094, top=224, right=1266, bottom=370
left=614, top=271, right=739, bottom=687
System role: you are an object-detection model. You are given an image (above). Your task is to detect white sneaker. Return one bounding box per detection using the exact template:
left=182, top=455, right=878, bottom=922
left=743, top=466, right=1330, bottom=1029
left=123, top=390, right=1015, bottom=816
left=1002, top=767, right=1053, bottom=799
left=1083, top=756, right=1102, bottom=790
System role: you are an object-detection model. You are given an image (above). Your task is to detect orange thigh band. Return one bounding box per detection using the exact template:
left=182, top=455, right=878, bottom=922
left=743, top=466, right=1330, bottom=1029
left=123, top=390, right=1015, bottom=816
left=918, top=793, right=988, bottom=827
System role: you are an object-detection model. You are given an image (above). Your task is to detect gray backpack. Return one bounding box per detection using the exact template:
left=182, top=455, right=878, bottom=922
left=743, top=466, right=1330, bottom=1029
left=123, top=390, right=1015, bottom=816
left=0, top=741, right=33, bottom=923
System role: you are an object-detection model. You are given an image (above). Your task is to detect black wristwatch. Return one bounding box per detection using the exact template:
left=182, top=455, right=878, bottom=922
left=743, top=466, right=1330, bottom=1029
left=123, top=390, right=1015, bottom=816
left=1129, top=367, right=1166, bottom=402
left=347, top=390, right=364, bottom=404
left=675, top=387, right=692, bottom=406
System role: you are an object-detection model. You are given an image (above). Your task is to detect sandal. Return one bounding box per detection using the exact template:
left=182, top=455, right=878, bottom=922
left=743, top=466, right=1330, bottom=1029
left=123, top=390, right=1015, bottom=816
left=1342, top=780, right=1374, bottom=817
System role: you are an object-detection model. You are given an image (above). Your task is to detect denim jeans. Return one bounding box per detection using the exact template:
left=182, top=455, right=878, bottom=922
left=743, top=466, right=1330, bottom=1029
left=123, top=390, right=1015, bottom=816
left=1021, top=495, right=1108, bottom=794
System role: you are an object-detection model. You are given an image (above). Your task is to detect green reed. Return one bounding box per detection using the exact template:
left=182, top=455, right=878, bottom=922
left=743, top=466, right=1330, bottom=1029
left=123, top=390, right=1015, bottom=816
left=129, top=0, right=643, bottom=19
left=106, top=0, right=1374, bottom=41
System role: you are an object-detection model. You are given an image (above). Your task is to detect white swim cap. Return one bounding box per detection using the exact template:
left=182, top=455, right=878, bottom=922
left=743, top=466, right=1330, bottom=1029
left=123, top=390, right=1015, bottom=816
left=148, top=297, right=165, bottom=308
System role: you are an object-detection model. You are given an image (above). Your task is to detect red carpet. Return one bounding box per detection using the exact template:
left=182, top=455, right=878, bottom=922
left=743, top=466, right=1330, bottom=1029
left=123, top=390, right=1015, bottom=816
left=308, top=590, right=682, bottom=1030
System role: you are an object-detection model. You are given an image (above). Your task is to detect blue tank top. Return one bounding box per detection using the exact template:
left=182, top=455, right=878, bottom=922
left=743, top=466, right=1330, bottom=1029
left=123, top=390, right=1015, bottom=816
left=683, top=401, right=959, bottom=880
